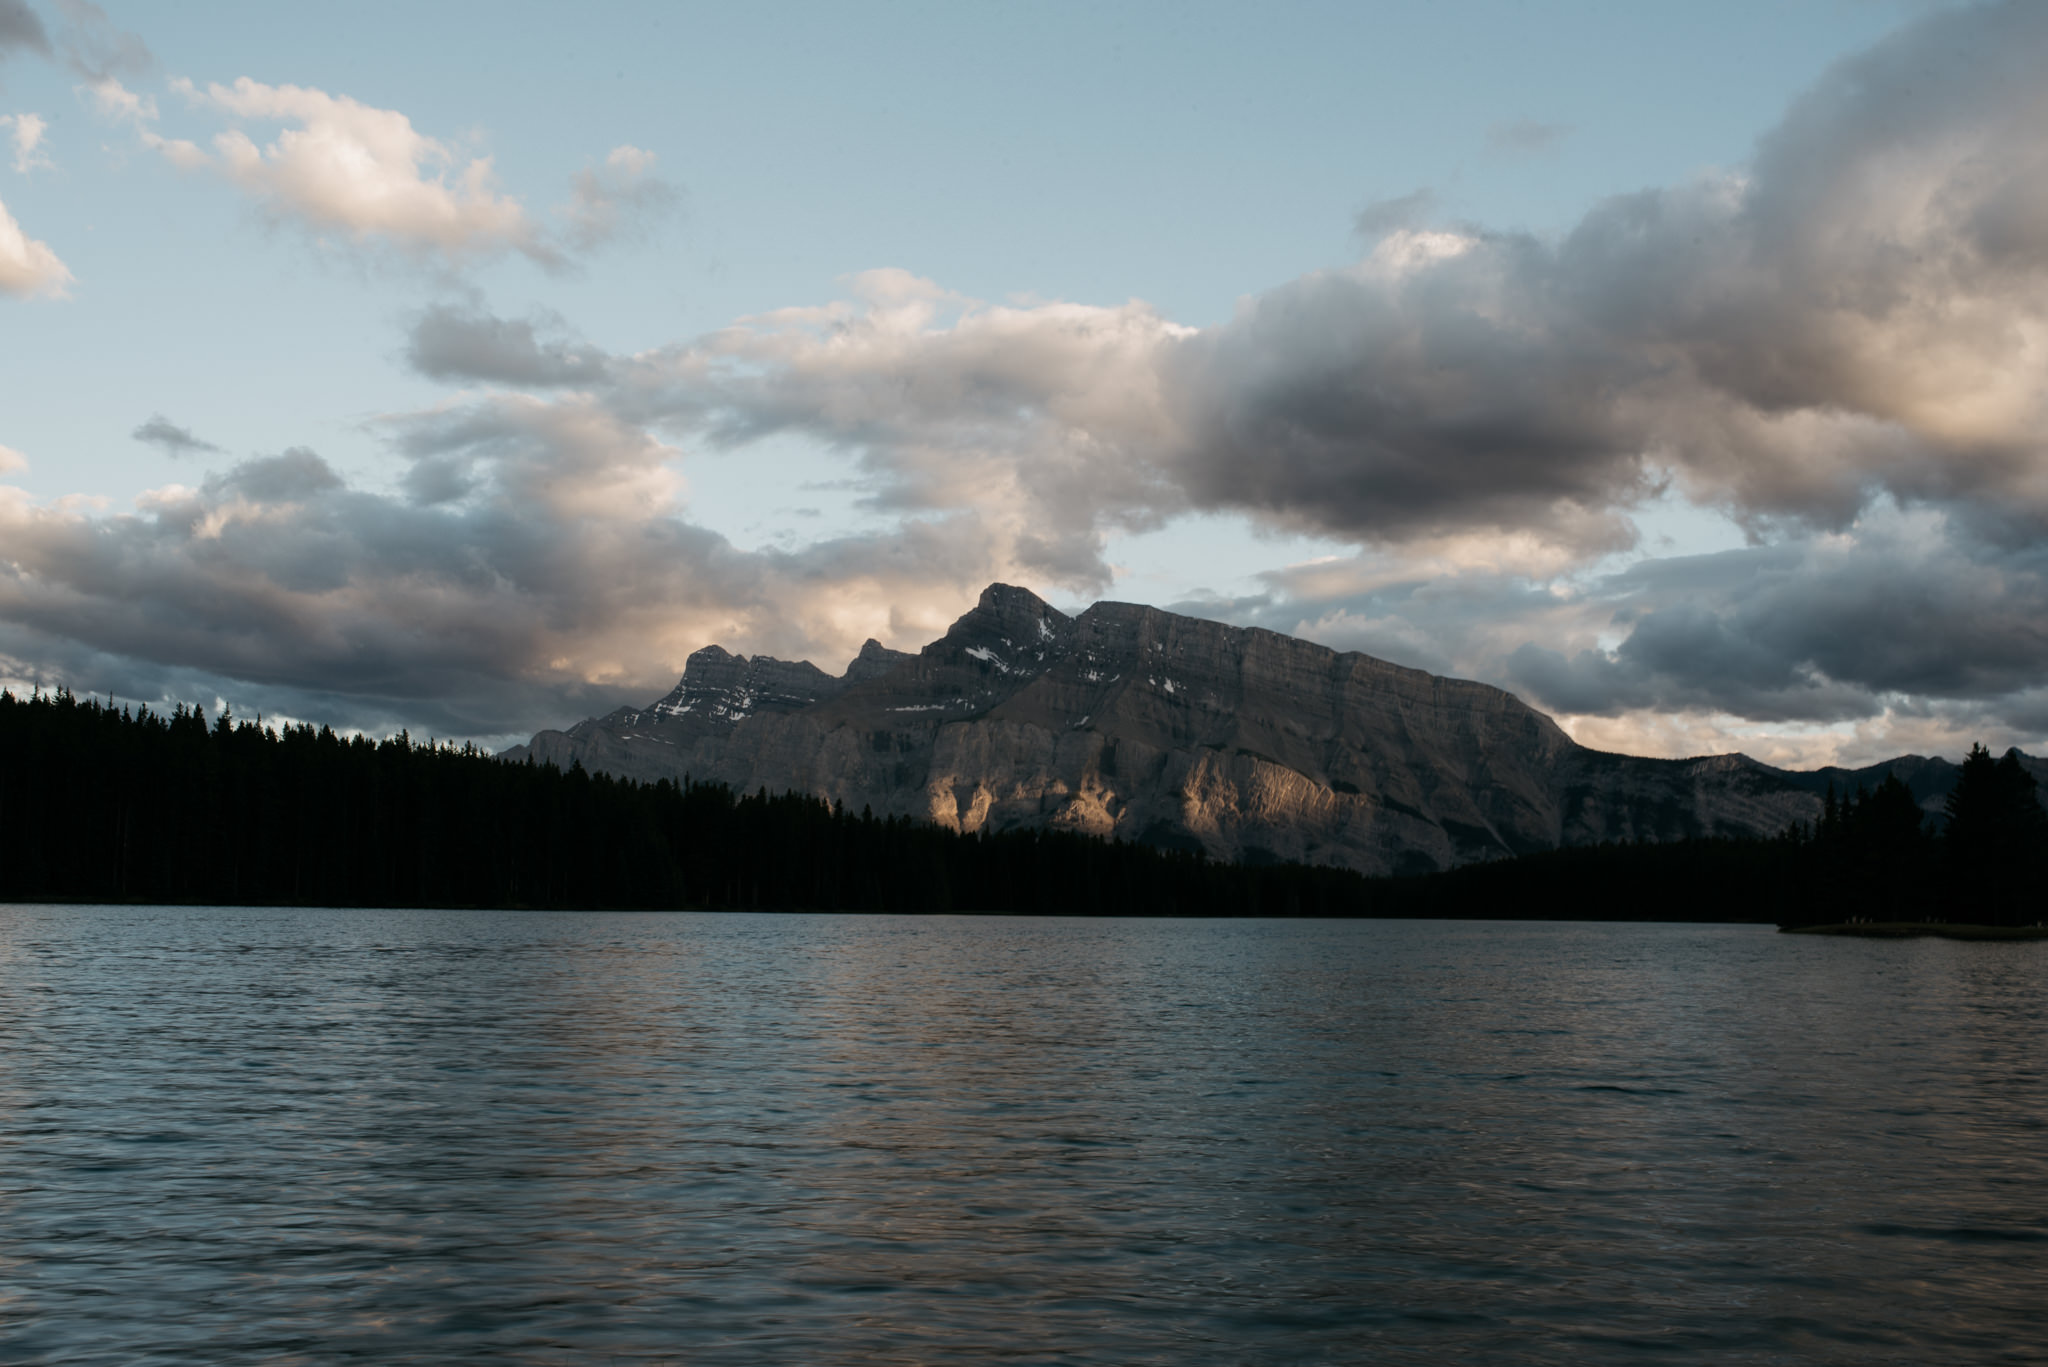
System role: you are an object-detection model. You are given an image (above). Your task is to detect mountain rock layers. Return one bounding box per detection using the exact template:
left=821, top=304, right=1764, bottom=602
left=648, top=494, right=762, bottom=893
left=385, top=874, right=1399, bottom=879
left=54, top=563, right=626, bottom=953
left=505, top=584, right=2018, bottom=876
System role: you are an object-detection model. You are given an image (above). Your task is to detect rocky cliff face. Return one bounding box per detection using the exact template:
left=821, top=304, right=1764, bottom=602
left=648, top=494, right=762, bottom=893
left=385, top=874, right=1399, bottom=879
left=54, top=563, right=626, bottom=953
left=507, top=638, right=915, bottom=787
left=506, top=584, right=2015, bottom=876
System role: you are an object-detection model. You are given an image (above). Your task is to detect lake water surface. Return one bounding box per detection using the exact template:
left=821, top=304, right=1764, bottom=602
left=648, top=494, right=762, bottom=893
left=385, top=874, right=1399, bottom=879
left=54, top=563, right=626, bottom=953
left=0, top=908, right=2042, bottom=1364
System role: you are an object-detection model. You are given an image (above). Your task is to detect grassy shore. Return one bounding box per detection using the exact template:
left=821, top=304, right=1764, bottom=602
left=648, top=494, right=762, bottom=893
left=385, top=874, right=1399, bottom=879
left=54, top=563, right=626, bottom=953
left=1783, top=922, right=2048, bottom=940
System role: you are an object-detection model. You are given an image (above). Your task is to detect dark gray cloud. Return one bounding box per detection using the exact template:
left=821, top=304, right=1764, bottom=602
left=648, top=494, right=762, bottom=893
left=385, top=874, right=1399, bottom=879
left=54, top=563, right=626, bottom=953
left=1997, top=690, right=2048, bottom=738
left=131, top=413, right=221, bottom=457
left=1502, top=519, right=2048, bottom=724
left=54, top=0, right=147, bottom=81
left=0, top=0, right=50, bottom=62
left=405, top=304, right=610, bottom=387
left=1165, top=241, right=1650, bottom=549
left=221, top=447, right=343, bottom=503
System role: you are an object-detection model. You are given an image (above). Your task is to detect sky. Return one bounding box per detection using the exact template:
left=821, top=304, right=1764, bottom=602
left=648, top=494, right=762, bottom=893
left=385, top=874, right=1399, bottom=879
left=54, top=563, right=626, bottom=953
left=3, top=0, right=2046, bottom=768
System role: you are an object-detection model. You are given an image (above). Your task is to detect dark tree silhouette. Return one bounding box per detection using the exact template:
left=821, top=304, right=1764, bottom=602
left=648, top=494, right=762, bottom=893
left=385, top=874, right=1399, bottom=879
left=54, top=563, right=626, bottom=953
left=3, top=689, right=2039, bottom=925
left=1944, top=744, right=2046, bottom=925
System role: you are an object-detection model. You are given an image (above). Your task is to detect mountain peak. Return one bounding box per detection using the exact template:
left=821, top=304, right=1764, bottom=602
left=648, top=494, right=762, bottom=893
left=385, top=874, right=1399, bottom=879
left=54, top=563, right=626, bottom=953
left=934, top=583, right=1074, bottom=665
left=845, top=637, right=916, bottom=684
left=977, top=581, right=1051, bottom=612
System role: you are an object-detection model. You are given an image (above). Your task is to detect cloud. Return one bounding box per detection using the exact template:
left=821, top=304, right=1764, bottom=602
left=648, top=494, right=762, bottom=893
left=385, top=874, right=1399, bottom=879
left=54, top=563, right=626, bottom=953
left=614, top=268, right=1198, bottom=586
left=0, top=388, right=1056, bottom=741
left=405, top=278, right=1198, bottom=586
left=601, top=3, right=2048, bottom=560
left=79, top=71, right=152, bottom=124
left=1485, top=120, right=1571, bottom=156
left=406, top=0, right=2048, bottom=612
left=157, top=77, right=553, bottom=266
left=1, top=110, right=45, bottom=171
left=1502, top=510, right=2048, bottom=724
left=0, top=0, right=50, bottom=64
left=123, top=80, right=676, bottom=269
left=53, top=0, right=147, bottom=82
left=10, top=2, right=2048, bottom=763
left=1174, top=2, right=2048, bottom=545
left=0, top=190, right=68, bottom=296
left=561, top=144, right=679, bottom=251
left=583, top=236, right=1650, bottom=564
left=1164, top=228, right=1651, bottom=553
left=1160, top=505, right=2048, bottom=766
left=1273, top=507, right=2048, bottom=757
left=405, top=302, right=609, bottom=387
left=79, top=74, right=209, bottom=172
left=131, top=414, right=221, bottom=457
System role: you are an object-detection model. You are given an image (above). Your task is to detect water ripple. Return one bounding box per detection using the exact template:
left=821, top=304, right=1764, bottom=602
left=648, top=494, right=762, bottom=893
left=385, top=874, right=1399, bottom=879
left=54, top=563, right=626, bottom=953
left=0, top=908, right=2043, bottom=1364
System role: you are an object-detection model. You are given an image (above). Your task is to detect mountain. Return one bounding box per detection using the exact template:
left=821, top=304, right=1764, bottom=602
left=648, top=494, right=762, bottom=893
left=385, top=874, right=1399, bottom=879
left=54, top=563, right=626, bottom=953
left=505, top=584, right=2041, bottom=877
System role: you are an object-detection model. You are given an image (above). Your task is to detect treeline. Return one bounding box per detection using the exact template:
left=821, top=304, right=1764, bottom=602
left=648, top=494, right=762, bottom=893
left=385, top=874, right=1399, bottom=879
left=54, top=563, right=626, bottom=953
left=0, top=689, right=1366, bottom=915
left=2, top=689, right=2039, bottom=921
left=1370, top=749, right=2046, bottom=926
left=1775, top=749, right=2045, bottom=926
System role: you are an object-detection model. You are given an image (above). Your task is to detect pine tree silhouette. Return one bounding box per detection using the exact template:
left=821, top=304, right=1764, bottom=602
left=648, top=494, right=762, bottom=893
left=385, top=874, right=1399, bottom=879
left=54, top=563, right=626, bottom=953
left=1944, top=744, right=2045, bottom=925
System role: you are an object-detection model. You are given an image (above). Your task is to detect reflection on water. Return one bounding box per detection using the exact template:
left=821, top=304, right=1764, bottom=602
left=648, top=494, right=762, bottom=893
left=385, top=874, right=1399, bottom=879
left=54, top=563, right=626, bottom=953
left=0, top=909, right=2042, bottom=1364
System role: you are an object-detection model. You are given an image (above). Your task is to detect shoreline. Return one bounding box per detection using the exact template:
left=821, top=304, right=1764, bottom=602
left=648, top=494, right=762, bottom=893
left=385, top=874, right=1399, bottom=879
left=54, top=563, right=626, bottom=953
left=1783, top=922, right=2048, bottom=940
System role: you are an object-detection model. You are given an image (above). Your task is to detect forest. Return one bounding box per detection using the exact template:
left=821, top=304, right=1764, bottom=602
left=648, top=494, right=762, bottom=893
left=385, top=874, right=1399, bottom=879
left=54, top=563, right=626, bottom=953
left=0, top=689, right=1363, bottom=917
left=1376, top=757, right=2043, bottom=927
left=0, top=688, right=2040, bottom=923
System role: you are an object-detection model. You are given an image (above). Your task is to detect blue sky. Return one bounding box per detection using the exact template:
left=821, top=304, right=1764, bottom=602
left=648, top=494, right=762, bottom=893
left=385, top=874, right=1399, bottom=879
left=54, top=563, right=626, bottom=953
left=10, top=2, right=1908, bottom=501
left=4, top=0, right=2046, bottom=766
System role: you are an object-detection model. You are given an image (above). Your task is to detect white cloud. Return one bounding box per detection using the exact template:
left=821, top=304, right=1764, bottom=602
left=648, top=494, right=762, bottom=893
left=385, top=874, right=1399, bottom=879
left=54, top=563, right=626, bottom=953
left=613, top=268, right=1198, bottom=586
left=161, top=76, right=551, bottom=265
left=79, top=74, right=153, bottom=124
left=2, top=112, right=49, bottom=173
left=118, top=79, right=677, bottom=268
left=0, top=442, right=28, bottom=473
left=1548, top=708, right=2030, bottom=773
left=80, top=75, right=211, bottom=168
left=0, top=192, right=70, bottom=298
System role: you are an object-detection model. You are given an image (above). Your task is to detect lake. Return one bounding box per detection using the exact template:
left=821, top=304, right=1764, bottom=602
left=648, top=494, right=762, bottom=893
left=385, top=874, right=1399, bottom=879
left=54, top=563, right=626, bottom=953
left=1, top=908, right=2042, bottom=1364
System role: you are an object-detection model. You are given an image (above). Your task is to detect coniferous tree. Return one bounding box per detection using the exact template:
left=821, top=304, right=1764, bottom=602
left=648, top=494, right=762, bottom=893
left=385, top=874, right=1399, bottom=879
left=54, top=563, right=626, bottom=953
left=1944, top=744, right=2046, bottom=925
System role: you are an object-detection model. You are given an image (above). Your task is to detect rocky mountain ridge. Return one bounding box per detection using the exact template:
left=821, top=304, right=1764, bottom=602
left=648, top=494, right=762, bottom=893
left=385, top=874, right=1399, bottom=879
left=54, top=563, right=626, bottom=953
left=506, top=584, right=2042, bottom=877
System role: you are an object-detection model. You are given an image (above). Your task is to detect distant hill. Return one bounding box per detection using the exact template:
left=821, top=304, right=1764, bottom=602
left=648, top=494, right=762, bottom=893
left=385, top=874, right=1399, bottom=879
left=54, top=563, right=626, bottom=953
left=508, top=584, right=2043, bottom=877
left=1768, top=752, right=2048, bottom=822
